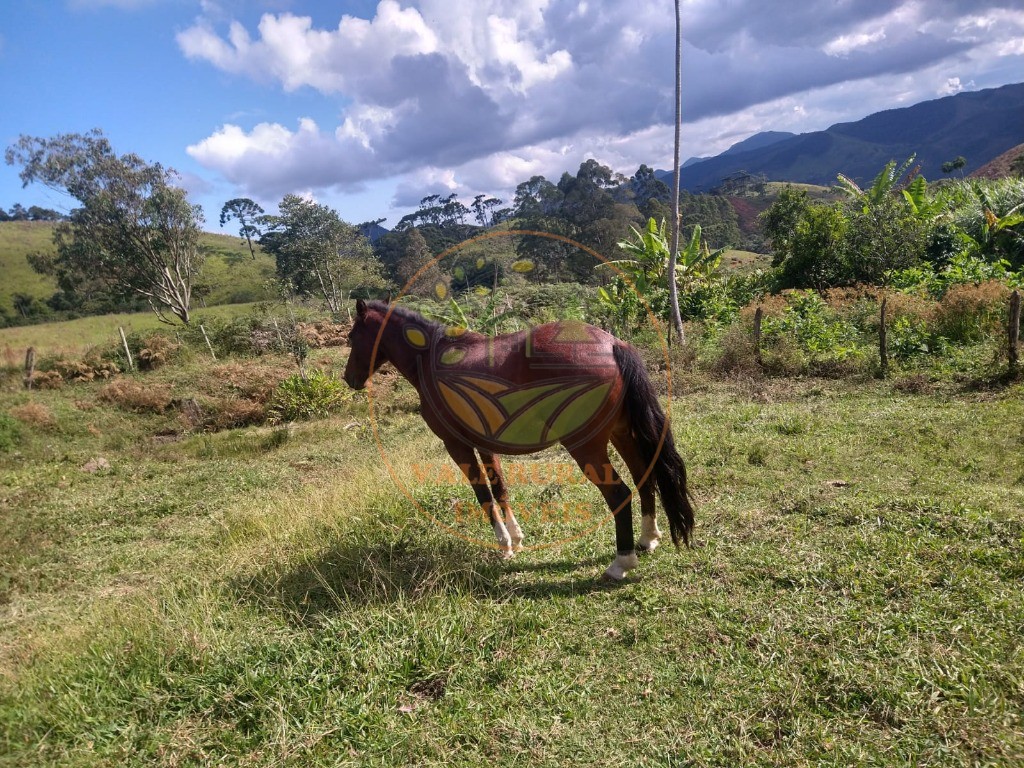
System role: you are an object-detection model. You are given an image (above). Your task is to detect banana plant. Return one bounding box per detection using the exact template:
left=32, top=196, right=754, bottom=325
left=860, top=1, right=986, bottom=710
left=972, top=184, right=1024, bottom=263
left=837, top=155, right=919, bottom=212
left=598, top=217, right=725, bottom=324
left=901, top=174, right=946, bottom=221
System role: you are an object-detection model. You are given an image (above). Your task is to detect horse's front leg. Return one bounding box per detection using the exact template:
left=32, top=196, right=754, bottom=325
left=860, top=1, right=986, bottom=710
left=567, top=441, right=637, bottom=580
left=479, top=451, right=524, bottom=551
left=443, top=440, right=514, bottom=558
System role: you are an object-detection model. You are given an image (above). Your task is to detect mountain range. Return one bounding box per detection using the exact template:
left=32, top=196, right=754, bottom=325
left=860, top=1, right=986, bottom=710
left=659, top=82, right=1024, bottom=192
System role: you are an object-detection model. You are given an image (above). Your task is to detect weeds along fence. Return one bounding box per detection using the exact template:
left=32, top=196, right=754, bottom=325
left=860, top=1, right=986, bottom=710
left=745, top=288, right=1022, bottom=378
left=715, top=283, right=1022, bottom=380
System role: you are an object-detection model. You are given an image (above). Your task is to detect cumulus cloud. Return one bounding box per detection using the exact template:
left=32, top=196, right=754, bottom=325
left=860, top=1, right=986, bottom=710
left=178, top=0, right=1024, bottom=209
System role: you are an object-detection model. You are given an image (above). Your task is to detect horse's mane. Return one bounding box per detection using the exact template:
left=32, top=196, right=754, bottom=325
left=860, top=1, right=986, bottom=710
left=366, top=300, right=446, bottom=342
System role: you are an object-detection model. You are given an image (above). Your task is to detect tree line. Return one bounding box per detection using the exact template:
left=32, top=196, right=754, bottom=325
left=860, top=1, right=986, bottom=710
left=7, top=128, right=1018, bottom=331
left=0, top=203, right=65, bottom=222
left=3, top=128, right=750, bottom=327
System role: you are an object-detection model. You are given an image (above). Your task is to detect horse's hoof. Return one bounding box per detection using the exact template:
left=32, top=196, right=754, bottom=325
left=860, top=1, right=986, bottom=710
left=637, top=538, right=660, bottom=554
left=499, top=548, right=515, bottom=560
left=602, top=552, right=639, bottom=580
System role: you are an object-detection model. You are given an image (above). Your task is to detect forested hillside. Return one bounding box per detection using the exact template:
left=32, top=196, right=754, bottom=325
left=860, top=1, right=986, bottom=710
left=666, top=82, right=1024, bottom=191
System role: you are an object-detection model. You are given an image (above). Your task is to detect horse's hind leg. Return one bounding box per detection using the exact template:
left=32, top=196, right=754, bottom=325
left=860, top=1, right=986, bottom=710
left=565, top=441, right=637, bottom=580
left=611, top=431, right=661, bottom=552
left=479, top=450, right=524, bottom=551
left=444, top=440, right=514, bottom=558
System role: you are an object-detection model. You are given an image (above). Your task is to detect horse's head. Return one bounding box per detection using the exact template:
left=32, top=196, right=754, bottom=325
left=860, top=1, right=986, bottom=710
left=343, top=299, right=389, bottom=389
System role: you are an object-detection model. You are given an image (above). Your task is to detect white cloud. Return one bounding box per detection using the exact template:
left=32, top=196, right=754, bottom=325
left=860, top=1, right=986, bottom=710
left=178, top=1, right=439, bottom=94
left=179, top=0, right=1024, bottom=212
left=939, top=77, right=965, bottom=95
left=823, top=29, right=887, bottom=57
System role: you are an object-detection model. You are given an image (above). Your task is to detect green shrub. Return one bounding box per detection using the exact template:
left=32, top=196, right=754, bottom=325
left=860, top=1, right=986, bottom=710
left=266, top=370, right=351, bottom=424
left=888, top=315, right=938, bottom=359
left=763, top=291, right=862, bottom=361
left=0, top=412, right=22, bottom=452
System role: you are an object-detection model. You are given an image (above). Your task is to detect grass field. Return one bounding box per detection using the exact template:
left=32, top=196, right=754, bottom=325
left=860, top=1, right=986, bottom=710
left=0, top=221, right=275, bottom=317
left=720, top=249, right=770, bottom=274
left=1, top=347, right=1022, bottom=766
left=0, top=303, right=259, bottom=362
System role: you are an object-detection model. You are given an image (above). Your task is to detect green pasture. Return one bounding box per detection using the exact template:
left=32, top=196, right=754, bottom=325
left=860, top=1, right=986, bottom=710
left=0, top=303, right=258, bottom=362
left=0, top=221, right=275, bottom=317
left=1, top=349, right=1022, bottom=766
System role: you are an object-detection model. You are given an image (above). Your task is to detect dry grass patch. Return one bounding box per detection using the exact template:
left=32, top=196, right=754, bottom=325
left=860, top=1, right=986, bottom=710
left=8, top=402, right=56, bottom=430
left=99, top=379, right=174, bottom=413
left=935, top=280, right=1012, bottom=343
left=200, top=360, right=296, bottom=404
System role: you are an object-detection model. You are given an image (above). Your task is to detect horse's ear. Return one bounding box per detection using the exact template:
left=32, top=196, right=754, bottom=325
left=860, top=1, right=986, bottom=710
left=355, top=299, right=367, bottom=318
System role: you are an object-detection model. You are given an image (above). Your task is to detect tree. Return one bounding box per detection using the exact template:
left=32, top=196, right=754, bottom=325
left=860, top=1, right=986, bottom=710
left=26, top=205, right=65, bottom=221
left=844, top=194, right=927, bottom=284
left=630, top=165, right=671, bottom=221
left=219, top=198, right=264, bottom=259
left=941, top=156, right=967, bottom=176
left=11, top=292, right=44, bottom=319
left=777, top=203, right=851, bottom=289
left=760, top=187, right=812, bottom=260
left=471, top=194, right=503, bottom=227
left=397, top=228, right=449, bottom=298
left=512, top=175, right=575, bottom=280
left=260, top=194, right=389, bottom=313
left=5, top=129, right=205, bottom=324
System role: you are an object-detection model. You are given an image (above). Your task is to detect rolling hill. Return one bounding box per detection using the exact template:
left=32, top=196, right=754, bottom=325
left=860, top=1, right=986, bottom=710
left=661, top=82, right=1024, bottom=191
left=0, top=221, right=277, bottom=322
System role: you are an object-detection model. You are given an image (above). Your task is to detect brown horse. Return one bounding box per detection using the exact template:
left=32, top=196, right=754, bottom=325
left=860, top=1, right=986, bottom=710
left=343, top=299, right=694, bottom=579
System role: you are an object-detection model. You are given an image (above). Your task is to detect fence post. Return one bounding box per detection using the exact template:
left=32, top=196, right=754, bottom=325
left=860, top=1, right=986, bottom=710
left=23, top=347, right=35, bottom=389
left=879, top=296, right=889, bottom=377
left=199, top=324, right=217, bottom=361
left=753, top=306, right=763, bottom=366
left=119, top=327, right=135, bottom=371
left=1010, top=289, right=1021, bottom=375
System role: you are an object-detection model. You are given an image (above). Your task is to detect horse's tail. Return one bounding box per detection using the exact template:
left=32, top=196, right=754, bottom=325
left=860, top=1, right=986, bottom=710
left=613, top=342, right=695, bottom=547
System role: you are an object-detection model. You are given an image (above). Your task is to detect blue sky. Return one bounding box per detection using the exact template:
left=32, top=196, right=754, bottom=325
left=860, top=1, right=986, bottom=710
left=2, top=1, right=1023, bottom=233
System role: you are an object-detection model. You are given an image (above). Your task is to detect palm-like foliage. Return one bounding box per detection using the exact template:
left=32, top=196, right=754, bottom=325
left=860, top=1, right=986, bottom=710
left=597, top=218, right=724, bottom=327
left=837, top=155, right=919, bottom=212
left=901, top=175, right=945, bottom=220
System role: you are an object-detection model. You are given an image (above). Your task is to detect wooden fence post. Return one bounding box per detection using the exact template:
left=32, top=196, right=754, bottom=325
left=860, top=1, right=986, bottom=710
left=879, top=296, right=889, bottom=377
left=23, top=347, right=35, bottom=389
left=119, top=327, right=135, bottom=371
left=1010, top=289, right=1021, bottom=375
left=199, top=324, right=217, bottom=361
left=753, top=306, right=763, bottom=366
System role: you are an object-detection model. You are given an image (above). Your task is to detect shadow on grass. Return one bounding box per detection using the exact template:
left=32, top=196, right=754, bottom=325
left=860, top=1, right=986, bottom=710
left=230, top=535, right=621, bottom=624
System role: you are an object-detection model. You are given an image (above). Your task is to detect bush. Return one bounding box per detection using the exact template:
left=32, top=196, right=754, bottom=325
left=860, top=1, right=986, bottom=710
left=888, top=315, right=939, bottom=359
left=122, top=331, right=182, bottom=370
left=178, top=396, right=267, bottom=432
left=9, top=402, right=56, bottom=430
left=0, top=412, right=21, bottom=452
left=99, top=380, right=174, bottom=413
left=266, top=370, right=351, bottom=424
left=709, top=322, right=761, bottom=377
left=934, top=281, right=1011, bottom=344
left=762, top=291, right=862, bottom=361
